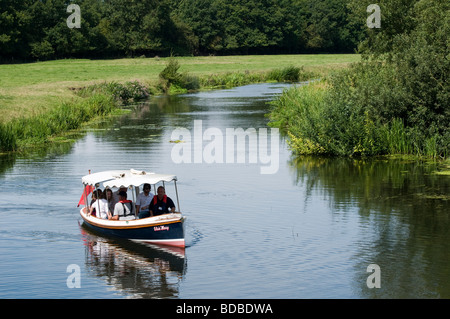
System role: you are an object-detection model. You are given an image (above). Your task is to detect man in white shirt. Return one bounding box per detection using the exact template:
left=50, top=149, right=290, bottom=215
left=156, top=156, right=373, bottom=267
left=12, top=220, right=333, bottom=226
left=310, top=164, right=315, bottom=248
left=110, top=191, right=135, bottom=220
left=136, top=183, right=154, bottom=219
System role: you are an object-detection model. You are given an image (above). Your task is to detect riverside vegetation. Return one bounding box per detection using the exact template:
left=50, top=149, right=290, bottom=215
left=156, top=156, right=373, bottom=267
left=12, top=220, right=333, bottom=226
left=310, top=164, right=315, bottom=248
left=268, top=0, right=449, bottom=160
left=0, top=55, right=327, bottom=153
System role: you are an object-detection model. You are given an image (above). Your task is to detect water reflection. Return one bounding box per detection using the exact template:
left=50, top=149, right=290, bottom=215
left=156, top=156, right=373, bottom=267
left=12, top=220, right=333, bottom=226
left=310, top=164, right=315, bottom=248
left=80, top=224, right=186, bottom=299
left=291, top=156, right=450, bottom=298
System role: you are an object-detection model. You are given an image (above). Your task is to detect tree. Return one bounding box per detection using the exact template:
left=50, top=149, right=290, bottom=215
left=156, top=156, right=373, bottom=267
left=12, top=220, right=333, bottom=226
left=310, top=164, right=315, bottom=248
left=0, top=0, right=35, bottom=60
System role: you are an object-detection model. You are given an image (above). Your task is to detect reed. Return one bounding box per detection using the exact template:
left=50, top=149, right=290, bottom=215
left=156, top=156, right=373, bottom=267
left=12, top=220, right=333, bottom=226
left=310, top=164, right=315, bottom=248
left=268, top=81, right=448, bottom=159
left=266, top=65, right=316, bottom=82
left=383, top=118, right=411, bottom=155
left=268, top=81, right=330, bottom=155
left=0, top=122, right=17, bottom=152
left=76, top=80, right=150, bottom=102
left=0, top=94, right=117, bottom=152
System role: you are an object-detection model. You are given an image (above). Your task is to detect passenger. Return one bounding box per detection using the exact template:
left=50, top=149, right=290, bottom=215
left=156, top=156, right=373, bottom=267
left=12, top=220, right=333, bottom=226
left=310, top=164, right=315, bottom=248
left=93, top=191, right=109, bottom=219
left=88, top=189, right=103, bottom=217
left=113, top=187, right=128, bottom=204
left=149, top=186, right=176, bottom=216
left=110, top=191, right=135, bottom=220
left=105, top=188, right=115, bottom=215
left=136, top=183, right=154, bottom=219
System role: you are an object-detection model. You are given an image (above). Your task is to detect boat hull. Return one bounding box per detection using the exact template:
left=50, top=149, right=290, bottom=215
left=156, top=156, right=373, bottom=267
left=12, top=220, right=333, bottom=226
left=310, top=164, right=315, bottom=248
left=80, top=210, right=185, bottom=248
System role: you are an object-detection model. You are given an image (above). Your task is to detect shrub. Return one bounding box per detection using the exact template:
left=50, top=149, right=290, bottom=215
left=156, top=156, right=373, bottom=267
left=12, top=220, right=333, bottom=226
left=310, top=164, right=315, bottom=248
left=77, top=81, right=150, bottom=103
left=179, top=73, right=200, bottom=91
left=159, top=58, right=183, bottom=93
left=267, top=66, right=316, bottom=83
left=267, top=66, right=302, bottom=82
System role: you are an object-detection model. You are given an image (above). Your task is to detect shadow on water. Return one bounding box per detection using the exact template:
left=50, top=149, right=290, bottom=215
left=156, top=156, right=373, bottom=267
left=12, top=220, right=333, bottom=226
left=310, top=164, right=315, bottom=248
left=290, top=156, right=450, bottom=298
left=80, top=223, right=187, bottom=299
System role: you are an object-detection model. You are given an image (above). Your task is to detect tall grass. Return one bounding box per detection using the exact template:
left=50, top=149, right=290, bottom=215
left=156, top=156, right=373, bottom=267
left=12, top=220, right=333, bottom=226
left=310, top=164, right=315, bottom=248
left=267, top=65, right=316, bottom=82
left=200, top=65, right=316, bottom=90
left=0, top=122, right=17, bottom=152
left=200, top=71, right=265, bottom=89
left=158, top=58, right=315, bottom=92
left=268, top=81, right=447, bottom=159
left=0, top=79, right=150, bottom=152
left=76, top=80, right=150, bottom=102
left=0, top=94, right=117, bottom=152
left=384, top=118, right=411, bottom=155
left=268, top=81, right=330, bottom=155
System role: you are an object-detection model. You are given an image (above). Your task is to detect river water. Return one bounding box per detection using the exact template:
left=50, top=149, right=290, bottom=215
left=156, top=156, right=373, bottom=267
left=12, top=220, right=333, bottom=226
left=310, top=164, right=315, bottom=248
left=0, top=83, right=449, bottom=299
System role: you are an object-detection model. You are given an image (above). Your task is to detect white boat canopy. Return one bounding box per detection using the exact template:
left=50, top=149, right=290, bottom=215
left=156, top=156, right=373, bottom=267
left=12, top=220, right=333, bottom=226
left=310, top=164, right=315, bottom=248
left=82, top=169, right=177, bottom=188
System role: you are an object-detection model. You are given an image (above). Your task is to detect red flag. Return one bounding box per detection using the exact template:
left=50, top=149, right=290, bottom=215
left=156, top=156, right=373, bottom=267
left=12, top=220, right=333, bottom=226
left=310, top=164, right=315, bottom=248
left=77, top=185, right=93, bottom=207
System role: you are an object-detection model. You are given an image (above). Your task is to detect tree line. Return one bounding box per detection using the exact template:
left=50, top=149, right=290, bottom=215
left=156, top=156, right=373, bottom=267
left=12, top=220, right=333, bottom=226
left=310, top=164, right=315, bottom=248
left=0, top=0, right=366, bottom=61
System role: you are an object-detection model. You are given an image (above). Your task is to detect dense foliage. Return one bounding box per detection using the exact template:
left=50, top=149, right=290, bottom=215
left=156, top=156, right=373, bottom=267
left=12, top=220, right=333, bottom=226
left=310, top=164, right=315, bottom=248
left=0, top=0, right=364, bottom=61
left=269, top=0, right=449, bottom=158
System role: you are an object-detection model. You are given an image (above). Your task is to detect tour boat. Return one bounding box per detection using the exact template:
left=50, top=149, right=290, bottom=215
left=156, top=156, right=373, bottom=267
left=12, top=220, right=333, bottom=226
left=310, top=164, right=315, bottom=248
left=78, top=169, right=185, bottom=248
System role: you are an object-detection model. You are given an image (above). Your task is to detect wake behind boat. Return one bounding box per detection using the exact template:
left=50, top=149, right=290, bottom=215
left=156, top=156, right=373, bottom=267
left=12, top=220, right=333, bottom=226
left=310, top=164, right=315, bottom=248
left=79, top=169, right=185, bottom=248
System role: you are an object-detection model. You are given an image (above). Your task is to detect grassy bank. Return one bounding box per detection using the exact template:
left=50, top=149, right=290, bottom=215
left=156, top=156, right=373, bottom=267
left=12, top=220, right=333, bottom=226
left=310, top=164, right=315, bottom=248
left=0, top=80, right=149, bottom=152
left=0, top=94, right=116, bottom=151
left=0, top=54, right=359, bottom=152
left=268, top=75, right=449, bottom=160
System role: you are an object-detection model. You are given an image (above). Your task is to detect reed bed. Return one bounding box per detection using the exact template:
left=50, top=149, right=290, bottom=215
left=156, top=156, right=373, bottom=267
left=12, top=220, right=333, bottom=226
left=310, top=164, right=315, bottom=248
left=268, top=81, right=447, bottom=159
left=0, top=94, right=116, bottom=152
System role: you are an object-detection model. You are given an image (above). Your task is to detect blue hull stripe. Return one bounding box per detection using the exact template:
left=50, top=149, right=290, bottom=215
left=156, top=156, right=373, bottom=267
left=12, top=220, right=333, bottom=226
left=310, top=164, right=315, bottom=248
left=83, top=219, right=184, bottom=241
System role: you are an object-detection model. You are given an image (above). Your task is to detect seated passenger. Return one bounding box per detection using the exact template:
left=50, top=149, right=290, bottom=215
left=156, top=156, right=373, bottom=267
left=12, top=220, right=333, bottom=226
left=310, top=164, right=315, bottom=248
left=112, top=187, right=128, bottom=204
left=96, top=191, right=110, bottom=219
left=136, top=183, right=154, bottom=219
left=105, top=188, right=115, bottom=216
left=149, top=186, right=176, bottom=216
left=110, top=191, right=135, bottom=220
left=88, top=189, right=103, bottom=217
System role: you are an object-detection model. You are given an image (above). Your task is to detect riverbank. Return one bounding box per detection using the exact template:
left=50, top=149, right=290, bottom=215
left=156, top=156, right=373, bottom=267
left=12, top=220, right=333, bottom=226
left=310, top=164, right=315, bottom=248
left=0, top=54, right=359, bottom=152
left=267, top=75, right=449, bottom=161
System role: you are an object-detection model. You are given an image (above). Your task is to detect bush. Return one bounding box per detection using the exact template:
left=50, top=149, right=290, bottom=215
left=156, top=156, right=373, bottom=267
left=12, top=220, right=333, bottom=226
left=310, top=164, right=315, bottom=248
left=179, top=73, right=200, bottom=91
left=159, top=58, right=202, bottom=93
left=267, top=65, right=317, bottom=83
left=159, top=58, right=183, bottom=93
left=77, top=81, right=149, bottom=103
left=267, top=66, right=302, bottom=82
left=268, top=64, right=448, bottom=157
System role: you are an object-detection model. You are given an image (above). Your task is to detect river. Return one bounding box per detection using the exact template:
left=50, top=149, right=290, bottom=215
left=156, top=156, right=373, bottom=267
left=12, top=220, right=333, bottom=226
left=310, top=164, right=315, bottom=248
left=0, top=83, right=449, bottom=299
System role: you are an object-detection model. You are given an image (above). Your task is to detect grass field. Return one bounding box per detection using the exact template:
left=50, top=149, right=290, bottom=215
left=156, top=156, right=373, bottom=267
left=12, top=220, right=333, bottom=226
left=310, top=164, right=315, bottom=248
left=0, top=54, right=359, bottom=123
